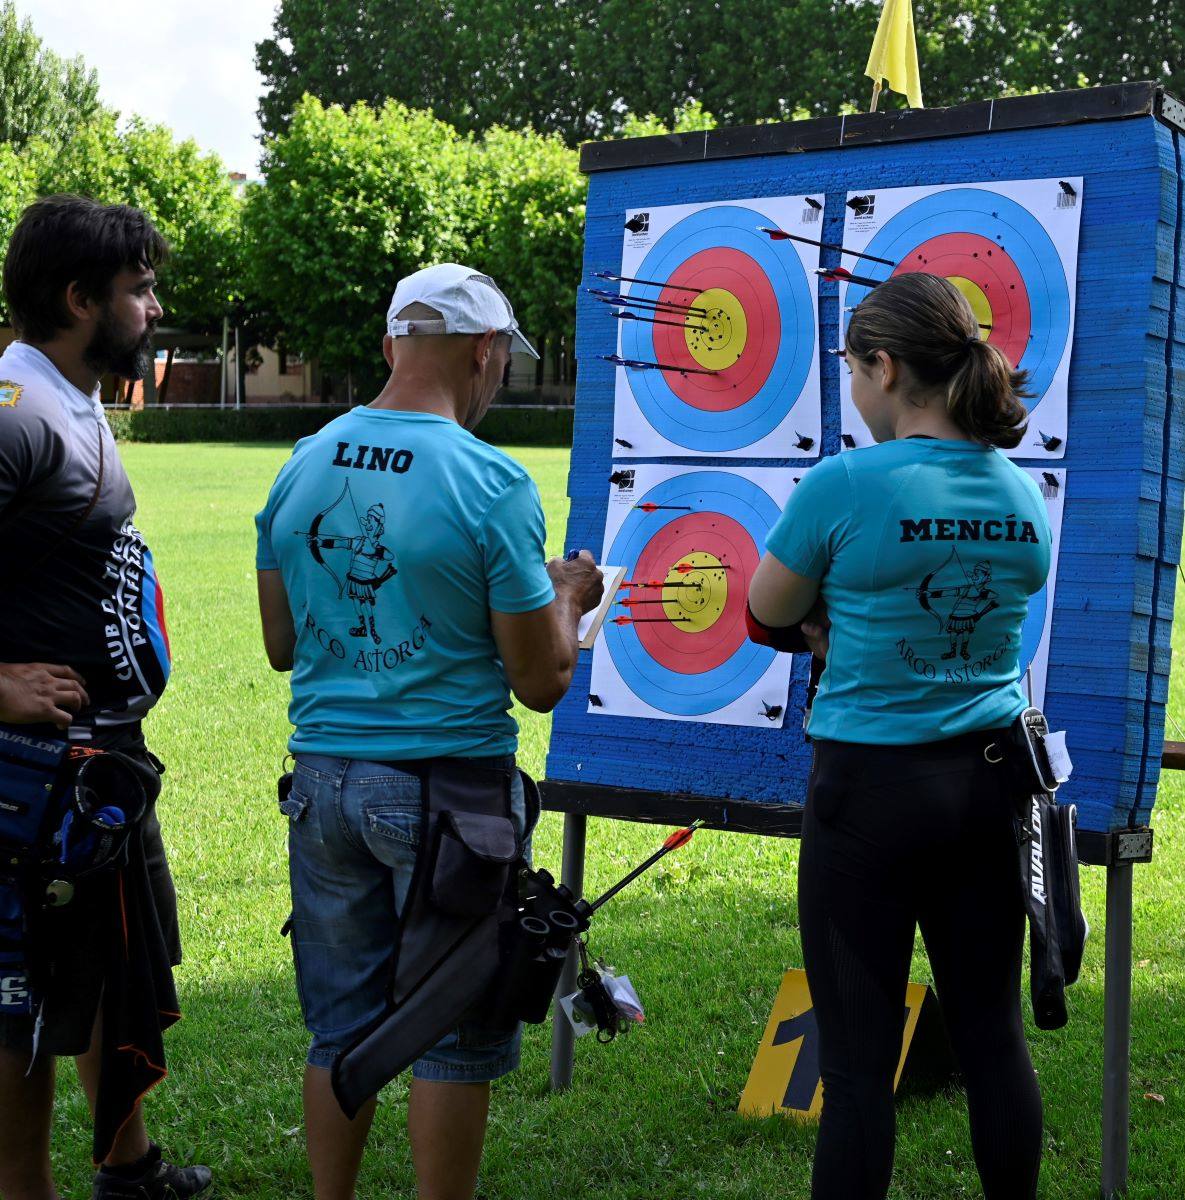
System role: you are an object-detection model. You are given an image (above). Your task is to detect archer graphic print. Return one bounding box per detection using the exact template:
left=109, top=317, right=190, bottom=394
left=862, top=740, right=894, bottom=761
left=895, top=514, right=1041, bottom=687
left=300, top=484, right=398, bottom=645
left=255, top=409, right=555, bottom=760
left=918, top=554, right=1000, bottom=662
left=764, top=440, right=1052, bottom=744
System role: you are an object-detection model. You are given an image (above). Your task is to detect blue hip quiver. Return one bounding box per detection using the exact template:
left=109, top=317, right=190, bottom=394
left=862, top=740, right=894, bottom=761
left=0, top=725, right=69, bottom=1016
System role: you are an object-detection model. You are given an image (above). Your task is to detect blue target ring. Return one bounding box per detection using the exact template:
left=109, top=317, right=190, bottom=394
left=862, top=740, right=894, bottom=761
left=605, top=472, right=782, bottom=715
left=620, top=206, right=816, bottom=452
left=843, top=189, right=1071, bottom=418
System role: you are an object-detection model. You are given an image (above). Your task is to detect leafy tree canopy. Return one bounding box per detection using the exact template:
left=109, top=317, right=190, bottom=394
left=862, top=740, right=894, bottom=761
left=27, top=113, right=245, bottom=332
left=257, top=0, right=1185, bottom=147
left=243, top=95, right=473, bottom=382
left=0, top=0, right=101, bottom=150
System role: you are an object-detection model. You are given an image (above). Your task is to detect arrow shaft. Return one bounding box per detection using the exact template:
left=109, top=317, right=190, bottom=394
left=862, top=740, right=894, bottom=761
left=817, top=268, right=885, bottom=289
left=601, top=355, right=719, bottom=377
left=761, top=227, right=896, bottom=266
left=597, top=270, right=703, bottom=296
left=620, top=580, right=702, bottom=589
left=616, top=311, right=708, bottom=332
left=602, top=292, right=708, bottom=316
left=617, top=616, right=692, bottom=624
left=584, top=822, right=703, bottom=914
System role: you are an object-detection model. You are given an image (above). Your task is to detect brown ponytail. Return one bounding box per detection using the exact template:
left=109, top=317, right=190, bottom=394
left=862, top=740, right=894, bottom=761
left=845, top=272, right=1031, bottom=449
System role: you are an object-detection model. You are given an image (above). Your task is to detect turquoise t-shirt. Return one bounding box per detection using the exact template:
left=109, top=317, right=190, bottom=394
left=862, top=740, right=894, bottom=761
left=255, top=407, right=555, bottom=759
left=765, top=438, right=1051, bottom=744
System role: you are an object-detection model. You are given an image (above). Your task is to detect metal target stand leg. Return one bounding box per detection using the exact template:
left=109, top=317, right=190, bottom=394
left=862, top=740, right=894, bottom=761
left=549, top=812, right=587, bottom=1091
left=1076, top=824, right=1153, bottom=1200
left=1100, top=861, right=1134, bottom=1199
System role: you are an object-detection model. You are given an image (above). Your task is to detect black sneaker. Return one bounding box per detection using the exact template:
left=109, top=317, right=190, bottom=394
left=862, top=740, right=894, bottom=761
left=92, top=1143, right=212, bottom=1200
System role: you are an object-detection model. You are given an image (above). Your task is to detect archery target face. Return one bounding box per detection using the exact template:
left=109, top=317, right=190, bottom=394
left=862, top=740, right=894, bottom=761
left=1018, top=468, right=1065, bottom=710
left=590, top=465, right=799, bottom=726
left=611, top=196, right=823, bottom=458
left=838, top=179, right=1082, bottom=458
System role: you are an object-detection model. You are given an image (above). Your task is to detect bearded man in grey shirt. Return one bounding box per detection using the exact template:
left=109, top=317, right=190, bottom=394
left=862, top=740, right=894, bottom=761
left=0, top=197, right=210, bottom=1200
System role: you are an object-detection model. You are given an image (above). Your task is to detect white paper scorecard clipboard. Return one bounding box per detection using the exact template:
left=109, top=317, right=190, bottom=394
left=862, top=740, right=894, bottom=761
left=578, top=565, right=627, bottom=650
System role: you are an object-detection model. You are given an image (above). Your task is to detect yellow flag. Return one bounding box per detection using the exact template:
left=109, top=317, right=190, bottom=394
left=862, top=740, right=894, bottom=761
left=865, top=0, right=923, bottom=109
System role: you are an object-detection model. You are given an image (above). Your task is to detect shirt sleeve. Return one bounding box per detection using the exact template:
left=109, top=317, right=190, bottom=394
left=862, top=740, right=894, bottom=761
left=0, top=394, right=68, bottom=519
left=255, top=500, right=278, bottom=570
left=479, top=474, right=556, bottom=613
left=764, top=456, right=852, bottom=580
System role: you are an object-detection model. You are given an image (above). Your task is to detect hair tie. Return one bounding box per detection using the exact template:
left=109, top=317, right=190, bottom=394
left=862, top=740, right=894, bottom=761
left=965, top=335, right=981, bottom=350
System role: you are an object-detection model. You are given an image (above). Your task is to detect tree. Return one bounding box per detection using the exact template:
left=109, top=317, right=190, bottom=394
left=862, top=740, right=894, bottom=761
left=243, top=95, right=472, bottom=387
left=0, top=0, right=101, bottom=150
left=0, top=141, right=36, bottom=324
left=28, top=112, right=245, bottom=333
left=467, top=126, right=586, bottom=369
left=257, top=0, right=1185, bottom=147
left=618, top=100, right=718, bottom=140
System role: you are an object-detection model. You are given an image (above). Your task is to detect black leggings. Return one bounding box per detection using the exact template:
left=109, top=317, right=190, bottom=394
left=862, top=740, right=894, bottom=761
left=799, top=735, right=1042, bottom=1200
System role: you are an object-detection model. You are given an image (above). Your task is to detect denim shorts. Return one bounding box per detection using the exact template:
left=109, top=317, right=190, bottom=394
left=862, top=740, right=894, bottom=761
left=283, top=753, right=528, bottom=1082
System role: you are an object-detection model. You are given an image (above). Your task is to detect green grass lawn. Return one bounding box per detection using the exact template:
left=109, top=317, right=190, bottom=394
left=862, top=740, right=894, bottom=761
left=46, top=442, right=1185, bottom=1198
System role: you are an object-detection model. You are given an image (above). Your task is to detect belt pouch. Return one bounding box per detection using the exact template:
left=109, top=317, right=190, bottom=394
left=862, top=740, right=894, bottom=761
left=0, top=724, right=69, bottom=859
left=429, top=808, right=518, bottom=918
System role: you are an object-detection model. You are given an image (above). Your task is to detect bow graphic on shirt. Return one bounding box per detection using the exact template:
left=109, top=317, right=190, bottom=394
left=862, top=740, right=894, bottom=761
left=303, top=480, right=363, bottom=599
left=911, top=545, right=972, bottom=631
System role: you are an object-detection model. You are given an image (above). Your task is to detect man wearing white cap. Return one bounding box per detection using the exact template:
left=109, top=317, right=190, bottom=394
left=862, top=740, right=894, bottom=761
left=255, top=264, right=602, bottom=1200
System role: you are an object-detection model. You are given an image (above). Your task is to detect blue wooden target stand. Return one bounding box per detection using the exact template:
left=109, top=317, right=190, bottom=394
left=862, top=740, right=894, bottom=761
left=542, top=83, right=1185, bottom=1199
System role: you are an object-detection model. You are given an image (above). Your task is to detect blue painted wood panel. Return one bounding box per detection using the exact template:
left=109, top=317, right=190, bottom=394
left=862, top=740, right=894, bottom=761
left=546, top=115, right=1185, bottom=835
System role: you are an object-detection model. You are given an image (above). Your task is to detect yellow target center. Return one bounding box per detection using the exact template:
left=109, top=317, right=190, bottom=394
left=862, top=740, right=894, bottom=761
left=685, top=288, right=747, bottom=370
left=947, top=276, right=992, bottom=339
left=662, top=551, right=728, bottom=633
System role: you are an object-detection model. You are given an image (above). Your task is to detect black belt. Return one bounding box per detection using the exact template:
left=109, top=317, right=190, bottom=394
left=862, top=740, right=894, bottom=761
left=814, top=727, right=1012, bottom=759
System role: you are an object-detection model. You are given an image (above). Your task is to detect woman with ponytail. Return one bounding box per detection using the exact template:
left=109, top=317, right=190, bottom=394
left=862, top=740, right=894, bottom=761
left=746, top=273, right=1051, bottom=1200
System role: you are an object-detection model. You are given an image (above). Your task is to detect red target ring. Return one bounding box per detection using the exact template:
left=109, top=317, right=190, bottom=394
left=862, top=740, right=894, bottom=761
left=628, top=512, right=758, bottom=674
left=650, top=247, right=780, bottom=412
left=892, top=233, right=1031, bottom=368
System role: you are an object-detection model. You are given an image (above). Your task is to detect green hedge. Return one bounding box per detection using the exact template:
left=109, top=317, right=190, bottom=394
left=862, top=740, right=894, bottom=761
left=105, top=403, right=574, bottom=447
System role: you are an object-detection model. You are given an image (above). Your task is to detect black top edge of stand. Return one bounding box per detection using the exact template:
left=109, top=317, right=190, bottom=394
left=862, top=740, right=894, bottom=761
left=580, top=82, right=1181, bottom=174
left=540, top=780, right=804, bottom=837
left=541, top=782, right=1152, bottom=864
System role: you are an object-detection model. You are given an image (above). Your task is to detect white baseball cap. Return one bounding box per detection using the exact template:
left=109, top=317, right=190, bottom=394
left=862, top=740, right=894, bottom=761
left=385, top=263, right=539, bottom=359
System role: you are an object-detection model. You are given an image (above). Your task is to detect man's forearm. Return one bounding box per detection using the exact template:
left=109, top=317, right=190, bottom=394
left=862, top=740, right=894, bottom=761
left=550, top=588, right=584, bottom=687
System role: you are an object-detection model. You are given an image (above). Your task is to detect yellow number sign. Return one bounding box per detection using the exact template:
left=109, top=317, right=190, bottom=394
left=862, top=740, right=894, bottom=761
left=739, top=968, right=945, bottom=1119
